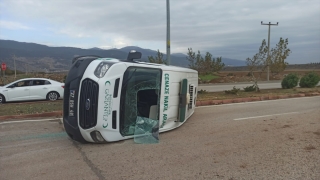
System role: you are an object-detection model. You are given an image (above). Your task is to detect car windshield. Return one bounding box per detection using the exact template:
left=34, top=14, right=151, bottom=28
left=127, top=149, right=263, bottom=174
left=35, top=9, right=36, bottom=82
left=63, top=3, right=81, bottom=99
left=119, top=67, right=161, bottom=136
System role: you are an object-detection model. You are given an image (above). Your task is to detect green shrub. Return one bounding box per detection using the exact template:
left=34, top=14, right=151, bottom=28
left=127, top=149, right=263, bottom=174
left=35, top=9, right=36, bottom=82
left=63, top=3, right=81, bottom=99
left=243, top=85, right=258, bottom=92
left=299, top=72, right=320, bottom=88
left=281, top=73, right=299, bottom=89
left=197, top=89, right=207, bottom=94
left=225, top=86, right=240, bottom=94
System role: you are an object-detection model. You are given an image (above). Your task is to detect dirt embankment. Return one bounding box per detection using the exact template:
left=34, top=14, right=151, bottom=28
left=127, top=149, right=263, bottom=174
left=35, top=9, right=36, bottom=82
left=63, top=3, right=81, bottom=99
left=209, top=64, right=320, bottom=83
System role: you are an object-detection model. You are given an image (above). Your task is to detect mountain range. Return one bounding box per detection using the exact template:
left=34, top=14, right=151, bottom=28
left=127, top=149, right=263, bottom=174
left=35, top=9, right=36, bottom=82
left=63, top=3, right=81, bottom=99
left=0, top=39, right=246, bottom=72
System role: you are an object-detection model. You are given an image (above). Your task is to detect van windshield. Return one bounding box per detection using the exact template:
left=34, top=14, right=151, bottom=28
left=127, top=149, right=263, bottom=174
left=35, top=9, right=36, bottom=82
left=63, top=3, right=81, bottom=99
left=120, top=67, right=161, bottom=136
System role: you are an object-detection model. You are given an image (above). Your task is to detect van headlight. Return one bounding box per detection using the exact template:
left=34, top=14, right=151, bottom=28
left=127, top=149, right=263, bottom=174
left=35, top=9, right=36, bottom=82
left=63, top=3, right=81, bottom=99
left=94, top=62, right=110, bottom=78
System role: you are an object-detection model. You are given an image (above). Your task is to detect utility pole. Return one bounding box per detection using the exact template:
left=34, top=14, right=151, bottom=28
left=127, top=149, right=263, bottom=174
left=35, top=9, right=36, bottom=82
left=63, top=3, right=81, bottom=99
left=261, top=21, right=278, bottom=81
left=166, top=0, right=171, bottom=65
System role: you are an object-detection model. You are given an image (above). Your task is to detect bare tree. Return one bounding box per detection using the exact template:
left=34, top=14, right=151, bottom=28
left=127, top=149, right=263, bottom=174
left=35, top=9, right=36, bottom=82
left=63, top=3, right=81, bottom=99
left=246, top=39, right=268, bottom=91
left=269, top=38, right=291, bottom=75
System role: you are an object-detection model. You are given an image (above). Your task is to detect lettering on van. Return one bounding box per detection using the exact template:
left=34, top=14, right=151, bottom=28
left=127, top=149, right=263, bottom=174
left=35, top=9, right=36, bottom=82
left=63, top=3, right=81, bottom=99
left=103, top=81, right=113, bottom=128
left=163, top=96, right=169, bottom=111
left=161, top=73, right=170, bottom=128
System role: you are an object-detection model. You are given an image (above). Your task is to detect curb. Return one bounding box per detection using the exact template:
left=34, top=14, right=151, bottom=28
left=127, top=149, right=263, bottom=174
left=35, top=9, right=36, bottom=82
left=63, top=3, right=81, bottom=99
left=196, top=92, right=320, bottom=106
left=0, top=92, right=319, bottom=120
left=0, top=111, right=62, bottom=121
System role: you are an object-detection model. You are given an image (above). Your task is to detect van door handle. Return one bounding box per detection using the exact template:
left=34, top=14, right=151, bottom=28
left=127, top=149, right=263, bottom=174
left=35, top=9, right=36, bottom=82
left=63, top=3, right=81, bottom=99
left=24, top=89, right=29, bottom=91
left=43, top=88, right=48, bottom=89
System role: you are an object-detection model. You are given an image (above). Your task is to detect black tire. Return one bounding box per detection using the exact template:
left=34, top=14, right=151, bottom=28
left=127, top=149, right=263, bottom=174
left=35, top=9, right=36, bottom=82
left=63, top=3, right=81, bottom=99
left=46, top=92, right=59, bottom=101
left=0, top=94, right=5, bottom=104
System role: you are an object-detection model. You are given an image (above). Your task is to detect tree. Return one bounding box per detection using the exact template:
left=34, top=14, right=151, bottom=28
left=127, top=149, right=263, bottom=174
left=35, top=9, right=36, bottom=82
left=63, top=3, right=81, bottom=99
left=148, top=50, right=167, bottom=64
left=186, top=48, right=225, bottom=74
left=247, top=37, right=291, bottom=88
left=186, top=48, right=196, bottom=69
left=268, top=38, right=291, bottom=75
left=246, top=39, right=268, bottom=92
left=211, top=57, right=225, bottom=72
left=195, top=50, right=204, bottom=72
left=186, top=48, right=203, bottom=72
left=204, top=52, right=225, bottom=74
left=203, top=52, right=213, bottom=74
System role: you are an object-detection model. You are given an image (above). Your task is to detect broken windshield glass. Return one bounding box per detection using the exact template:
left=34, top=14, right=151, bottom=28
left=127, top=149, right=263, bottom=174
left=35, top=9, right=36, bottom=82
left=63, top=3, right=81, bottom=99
left=120, top=67, right=161, bottom=137
left=134, top=116, right=159, bottom=144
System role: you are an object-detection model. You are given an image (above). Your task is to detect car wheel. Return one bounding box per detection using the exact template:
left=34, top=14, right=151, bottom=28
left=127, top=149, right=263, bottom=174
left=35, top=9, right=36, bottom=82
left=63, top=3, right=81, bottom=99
left=0, top=94, right=5, bottom=104
left=47, top=92, right=59, bottom=101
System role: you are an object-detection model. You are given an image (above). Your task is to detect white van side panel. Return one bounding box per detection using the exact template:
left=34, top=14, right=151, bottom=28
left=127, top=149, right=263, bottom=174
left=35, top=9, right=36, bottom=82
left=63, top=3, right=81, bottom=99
left=159, top=70, right=198, bottom=131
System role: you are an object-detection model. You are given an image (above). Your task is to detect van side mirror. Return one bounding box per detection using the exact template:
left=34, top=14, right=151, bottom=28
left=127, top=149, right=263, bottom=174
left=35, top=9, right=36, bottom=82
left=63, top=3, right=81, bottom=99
left=127, top=51, right=142, bottom=61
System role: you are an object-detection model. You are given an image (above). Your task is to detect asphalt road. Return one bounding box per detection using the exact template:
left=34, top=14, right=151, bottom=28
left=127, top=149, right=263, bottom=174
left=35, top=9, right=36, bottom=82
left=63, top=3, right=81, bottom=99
left=1, top=97, right=319, bottom=180
left=199, top=81, right=282, bottom=92
left=199, top=81, right=320, bottom=92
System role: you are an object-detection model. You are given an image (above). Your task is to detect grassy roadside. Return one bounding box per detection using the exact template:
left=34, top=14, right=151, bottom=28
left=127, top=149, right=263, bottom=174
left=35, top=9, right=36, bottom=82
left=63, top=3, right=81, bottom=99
left=199, top=74, right=219, bottom=82
left=197, top=87, right=320, bottom=101
left=0, top=101, right=63, bottom=116
left=0, top=87, right=319, bottom=117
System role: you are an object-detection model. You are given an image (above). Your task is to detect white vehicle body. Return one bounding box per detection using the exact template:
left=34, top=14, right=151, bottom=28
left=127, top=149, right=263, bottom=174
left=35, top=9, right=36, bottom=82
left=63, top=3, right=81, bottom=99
left=0, top=78, right=64, bottom=103
left=63, top=53, right=198, bottom=143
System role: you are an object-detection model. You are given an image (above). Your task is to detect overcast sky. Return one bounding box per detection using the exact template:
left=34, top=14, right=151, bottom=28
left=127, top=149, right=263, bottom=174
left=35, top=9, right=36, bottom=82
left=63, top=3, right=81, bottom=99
left=0, top=0, right=319, bottom=64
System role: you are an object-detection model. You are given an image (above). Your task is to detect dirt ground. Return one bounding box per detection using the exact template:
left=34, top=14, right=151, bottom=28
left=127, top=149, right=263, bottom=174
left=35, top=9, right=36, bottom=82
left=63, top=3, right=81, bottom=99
left=209, top=69, right=320, bottom=83
left=0, top=73, right=67, bottom=85
left=1, top=64, right=319, bottom=85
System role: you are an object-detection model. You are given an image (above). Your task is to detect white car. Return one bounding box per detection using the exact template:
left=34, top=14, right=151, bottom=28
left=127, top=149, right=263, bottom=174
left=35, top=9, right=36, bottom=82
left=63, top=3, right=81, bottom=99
left=0, top=78, right=64, bottom=103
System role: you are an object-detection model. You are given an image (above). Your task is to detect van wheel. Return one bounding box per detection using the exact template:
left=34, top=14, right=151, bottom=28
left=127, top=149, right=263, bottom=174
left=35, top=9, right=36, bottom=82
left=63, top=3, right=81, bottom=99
left=0, top=94, right=5, bottom=104
left=47, top=92, right=59, bottom=101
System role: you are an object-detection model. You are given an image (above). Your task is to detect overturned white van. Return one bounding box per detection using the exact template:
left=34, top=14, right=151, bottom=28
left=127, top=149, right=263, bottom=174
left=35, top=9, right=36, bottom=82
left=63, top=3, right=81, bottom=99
left=63, top=51, right=198, bottom=143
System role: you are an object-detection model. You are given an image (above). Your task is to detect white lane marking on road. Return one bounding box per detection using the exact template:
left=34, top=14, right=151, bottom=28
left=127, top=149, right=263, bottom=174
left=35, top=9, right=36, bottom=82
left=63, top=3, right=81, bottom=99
left=233, top=112, right=299, bottom=121
left=196, top=96, right=320, bottom=108
left=0, top=118, right=62, bottom=125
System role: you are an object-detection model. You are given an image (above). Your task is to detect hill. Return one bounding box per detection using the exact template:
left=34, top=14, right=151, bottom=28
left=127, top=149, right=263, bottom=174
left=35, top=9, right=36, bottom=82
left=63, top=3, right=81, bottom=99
left=0, top=39, right=246, bottom=72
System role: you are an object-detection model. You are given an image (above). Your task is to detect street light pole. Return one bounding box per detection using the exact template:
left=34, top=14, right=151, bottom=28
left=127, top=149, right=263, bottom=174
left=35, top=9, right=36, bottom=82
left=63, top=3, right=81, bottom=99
left=261, top=21, right=278, bottom=81
left=166, top=0, right=171, bottom=65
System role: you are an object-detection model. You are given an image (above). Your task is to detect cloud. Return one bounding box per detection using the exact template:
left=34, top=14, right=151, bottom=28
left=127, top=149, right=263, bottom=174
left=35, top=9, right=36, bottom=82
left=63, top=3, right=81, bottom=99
left=0, top=0, right=319, bottom=63
left=113, top=37, right=131, bottom=48
left=0, top=20, right=32, bottom=30
left=57, top=27, right=92, bottom=38
left=99, top=45, right=112, bottom=49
